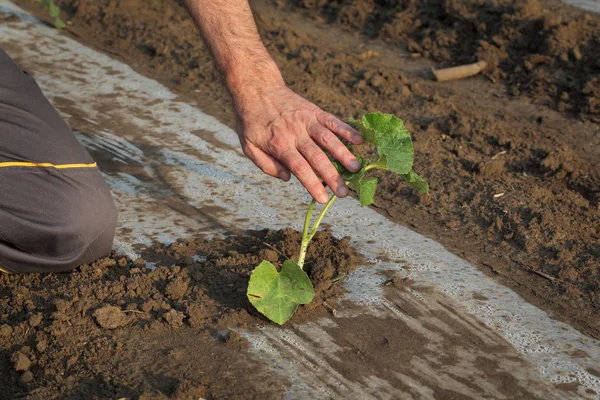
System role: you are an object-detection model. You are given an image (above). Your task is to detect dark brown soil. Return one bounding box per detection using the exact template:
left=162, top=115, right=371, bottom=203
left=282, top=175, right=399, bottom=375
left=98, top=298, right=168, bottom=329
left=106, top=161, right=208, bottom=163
left=291, top=0, right=600, bottom=122
left=0, top=229, right=362, bottom=399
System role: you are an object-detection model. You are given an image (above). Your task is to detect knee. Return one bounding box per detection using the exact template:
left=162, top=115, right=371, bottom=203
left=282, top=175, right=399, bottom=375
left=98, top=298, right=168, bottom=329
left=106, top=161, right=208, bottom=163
left=0, top=171, right=118, bottom=273
left=53, top=183, right=118, bottom=269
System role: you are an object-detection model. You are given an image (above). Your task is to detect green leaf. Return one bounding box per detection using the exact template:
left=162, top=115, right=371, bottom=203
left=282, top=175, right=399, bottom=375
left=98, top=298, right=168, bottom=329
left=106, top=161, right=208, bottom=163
left=37, top=0, right=66, bottom=29
left=247, top=259, right=314, bottom=325
left=46, top=0, right=61, bottom=18
left=400, top=171, right=429, bottom=194
left=53, top=17, right=66, bottom=29
left=356, top=177, right=377, bottom=206
left=351, top=112, right=414, bottom=174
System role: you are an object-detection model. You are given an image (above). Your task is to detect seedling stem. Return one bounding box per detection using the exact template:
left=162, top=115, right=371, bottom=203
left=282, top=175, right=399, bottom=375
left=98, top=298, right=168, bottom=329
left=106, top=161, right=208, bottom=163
left=297, top=194, right=338, bottom=269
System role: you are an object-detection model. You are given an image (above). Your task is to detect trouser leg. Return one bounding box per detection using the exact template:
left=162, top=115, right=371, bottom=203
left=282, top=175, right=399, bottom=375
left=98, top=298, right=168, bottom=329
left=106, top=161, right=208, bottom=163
left=0, top=47, right=117, bottom=273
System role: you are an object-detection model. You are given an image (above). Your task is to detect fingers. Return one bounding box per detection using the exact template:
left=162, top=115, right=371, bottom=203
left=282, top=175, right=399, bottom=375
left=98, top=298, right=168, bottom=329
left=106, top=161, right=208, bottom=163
left=243, top=143, right=291, bottom=181
left=316, top=110, right=363, bottom=145
left=279, top=148, right=330, bottom=204
left=297, top=139, right=349, bottom=199
left=308, top=122, right=362, bottom=173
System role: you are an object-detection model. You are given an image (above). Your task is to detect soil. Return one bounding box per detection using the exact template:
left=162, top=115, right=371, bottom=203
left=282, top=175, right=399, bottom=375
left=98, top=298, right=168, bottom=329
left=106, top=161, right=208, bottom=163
left=291, top=0, right=600, bottom=122
left=2, top=0, right=599, bottom=395
left=0, top=229, right=362, bottom=399
left=16, top=0, right=597, bottom=338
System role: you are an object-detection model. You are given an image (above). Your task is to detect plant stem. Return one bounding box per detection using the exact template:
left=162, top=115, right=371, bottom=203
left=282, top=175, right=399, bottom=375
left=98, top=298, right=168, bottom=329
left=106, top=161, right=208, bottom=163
left=307, top=195, right=337, bottom=242
left=297, top=199, right=316, bottom=269
left=297, top=195, right=337, bottom=270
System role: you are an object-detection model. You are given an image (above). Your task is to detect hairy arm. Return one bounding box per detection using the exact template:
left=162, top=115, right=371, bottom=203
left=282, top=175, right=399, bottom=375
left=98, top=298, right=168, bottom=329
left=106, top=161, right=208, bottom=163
left=181, top=0, right=362, bottom=203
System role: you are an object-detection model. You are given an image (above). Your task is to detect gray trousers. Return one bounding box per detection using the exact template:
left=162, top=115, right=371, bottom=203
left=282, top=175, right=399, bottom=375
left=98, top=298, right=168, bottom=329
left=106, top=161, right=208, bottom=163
left=0, top=48, right=117, bottom=273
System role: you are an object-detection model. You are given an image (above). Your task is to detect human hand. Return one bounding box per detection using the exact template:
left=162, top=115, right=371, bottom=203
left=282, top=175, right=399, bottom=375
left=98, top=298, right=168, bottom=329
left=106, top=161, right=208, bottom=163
left=234, top=85, right=363, bottom=204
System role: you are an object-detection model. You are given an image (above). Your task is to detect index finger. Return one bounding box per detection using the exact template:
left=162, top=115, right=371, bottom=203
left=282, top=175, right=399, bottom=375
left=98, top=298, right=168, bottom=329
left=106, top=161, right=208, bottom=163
left=316, top=111, right=363, bottom=145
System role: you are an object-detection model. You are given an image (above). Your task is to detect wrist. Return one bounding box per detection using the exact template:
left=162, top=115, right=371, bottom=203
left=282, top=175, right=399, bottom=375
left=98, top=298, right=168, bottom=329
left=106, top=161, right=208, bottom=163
left=225, top=58, right=286, bottom=115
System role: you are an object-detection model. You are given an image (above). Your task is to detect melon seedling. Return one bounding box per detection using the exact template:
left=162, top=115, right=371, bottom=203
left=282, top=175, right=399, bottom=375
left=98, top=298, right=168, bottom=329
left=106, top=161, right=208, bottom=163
left=247, top=112, right=429, bottom=325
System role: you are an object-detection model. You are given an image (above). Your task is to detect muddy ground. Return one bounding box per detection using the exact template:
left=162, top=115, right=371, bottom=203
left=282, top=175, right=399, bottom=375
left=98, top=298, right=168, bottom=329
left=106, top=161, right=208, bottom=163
left=0, top=229, right=362, bottom=399
left=17, top=0, right=598, bottom=336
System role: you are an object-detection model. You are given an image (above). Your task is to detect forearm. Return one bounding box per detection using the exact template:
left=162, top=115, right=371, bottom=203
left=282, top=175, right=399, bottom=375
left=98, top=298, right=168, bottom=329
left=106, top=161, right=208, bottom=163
left=182, top=0, right=363, bottom=203
left=181, top=0, right=284, bottom=109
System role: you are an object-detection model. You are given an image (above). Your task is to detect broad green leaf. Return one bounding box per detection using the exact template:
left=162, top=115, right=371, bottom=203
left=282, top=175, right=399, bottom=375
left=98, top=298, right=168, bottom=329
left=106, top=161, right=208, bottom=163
left=247, top=259, right=314, bottom=325
left=400, top=171, right=429, bottom=194
left=337, top=112, right=428, bottom=204
left=351, top=112, right=414, bottom=174
left=356, top=177, right=377, bottom=206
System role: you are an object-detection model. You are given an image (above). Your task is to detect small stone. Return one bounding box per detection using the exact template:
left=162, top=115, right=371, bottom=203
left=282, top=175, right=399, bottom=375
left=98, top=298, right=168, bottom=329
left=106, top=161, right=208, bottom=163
left=572, top=47, right=582, bottom=61
left=11, top=352, right=31, bottom=372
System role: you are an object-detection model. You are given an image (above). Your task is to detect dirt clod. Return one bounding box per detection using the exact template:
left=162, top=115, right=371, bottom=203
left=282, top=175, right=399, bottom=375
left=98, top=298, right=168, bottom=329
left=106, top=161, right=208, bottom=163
left=28, top=313, right=43, bottom=328
left=163, top=309, right=185, bottom=328
left=165, top=276, right=189, bottom=300
left=19, top=371, right=34, bottom=386
left=0, top=324, right=13, bottom=337
left=11, top=352, right=31, bottom=372
left=93, top=305, right=130, bottom=329
left=479, top=159, right=505, bottom=177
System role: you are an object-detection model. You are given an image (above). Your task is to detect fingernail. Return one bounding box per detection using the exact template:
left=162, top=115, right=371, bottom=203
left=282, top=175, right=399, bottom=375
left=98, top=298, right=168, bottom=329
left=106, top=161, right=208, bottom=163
left=279, top=171, right=290, bottom=181
left=337, top=186, right=349, bottom=197
left=352, top=134, right=363, bottom=142
left=318, top=193, right=329, bottom=204
left=350, top=160, right=361, bottom=171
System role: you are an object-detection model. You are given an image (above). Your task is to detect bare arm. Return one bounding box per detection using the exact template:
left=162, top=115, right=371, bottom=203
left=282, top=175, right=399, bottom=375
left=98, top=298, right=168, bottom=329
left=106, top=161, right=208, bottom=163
left=181, top=0, right=362, bottom=203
